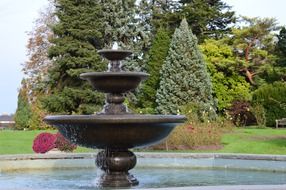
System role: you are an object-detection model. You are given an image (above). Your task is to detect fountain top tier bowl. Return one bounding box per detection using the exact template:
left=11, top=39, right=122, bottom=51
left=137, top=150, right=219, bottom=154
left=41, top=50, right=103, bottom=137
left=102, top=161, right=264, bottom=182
left=98, top=49, right=132, bottom=60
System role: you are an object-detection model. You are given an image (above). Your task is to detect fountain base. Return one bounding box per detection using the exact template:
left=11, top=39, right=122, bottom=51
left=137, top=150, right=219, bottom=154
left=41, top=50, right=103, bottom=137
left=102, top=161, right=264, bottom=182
left=96, top=172, right=139, bottom=187
left=95, top=149, right=139, bottom=187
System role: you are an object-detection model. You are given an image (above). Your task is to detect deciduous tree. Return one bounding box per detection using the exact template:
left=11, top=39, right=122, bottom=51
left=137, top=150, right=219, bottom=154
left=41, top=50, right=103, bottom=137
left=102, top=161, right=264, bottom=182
left=23, top=3, right=55, bottom=94
left=200, top=39, right=251, bottom=111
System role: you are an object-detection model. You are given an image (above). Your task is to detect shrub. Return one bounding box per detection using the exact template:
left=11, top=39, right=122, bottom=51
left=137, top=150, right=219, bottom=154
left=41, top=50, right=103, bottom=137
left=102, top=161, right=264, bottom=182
left=251, top=103, right=266, bottom=128
left=180, top=102, right=217, bottom=123
left=32, top=132, right=56, bottom=153
left=32, top=132, right=77, bottom=153
left=252, top=82, right=286, bottom=127
left=228, top=100, right=256, bottom=126
left=54, top=132, right=77, bottom=152
left=148, top=116, right=233, bottom=151
left=165, top=123, right=223, bottom=150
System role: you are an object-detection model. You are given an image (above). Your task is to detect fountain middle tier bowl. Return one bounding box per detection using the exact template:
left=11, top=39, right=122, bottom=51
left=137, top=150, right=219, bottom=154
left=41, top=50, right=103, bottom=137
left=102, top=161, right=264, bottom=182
left=44, top=114, right=186, bottom=149
left=80, top=72, right=149, bottom=93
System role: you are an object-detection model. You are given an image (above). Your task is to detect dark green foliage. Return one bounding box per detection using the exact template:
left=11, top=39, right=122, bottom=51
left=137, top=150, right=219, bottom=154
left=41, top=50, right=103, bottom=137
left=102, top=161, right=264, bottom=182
left=101, top=0, right=151, bottom=72
left=150, top=0, right=180, bottom=31
left=267, top=27, right=286, bottom=82
left=150, top=0, right=236, bottom=42
left=139, top=28, right=171, bottom=111
left=156, top=19, right=216, bottom=118
left=14, top=80, right=32, bottom=130
left=252, top=82, right=286, bottom=127
left=44, top=0, right=106, bottom=114
left=179, top=0, right=236, bottom=41
left=102, top=0, right=137, bottom=49
left=276, top=27, right=286, bottom=66
left=42, top=87, right=104, bottom=114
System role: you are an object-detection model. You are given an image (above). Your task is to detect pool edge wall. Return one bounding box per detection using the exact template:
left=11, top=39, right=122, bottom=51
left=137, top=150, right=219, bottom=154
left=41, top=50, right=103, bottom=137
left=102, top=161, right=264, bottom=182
left=1, top=153, right=286, bottom=190
left=1, top=152, right=286, bottom=172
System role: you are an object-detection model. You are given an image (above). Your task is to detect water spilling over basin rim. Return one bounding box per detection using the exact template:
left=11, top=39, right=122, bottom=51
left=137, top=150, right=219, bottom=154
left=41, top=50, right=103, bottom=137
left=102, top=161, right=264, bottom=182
left=44, top=114, right=186, bottom=149
left=44, top=114, right=186, bottom=124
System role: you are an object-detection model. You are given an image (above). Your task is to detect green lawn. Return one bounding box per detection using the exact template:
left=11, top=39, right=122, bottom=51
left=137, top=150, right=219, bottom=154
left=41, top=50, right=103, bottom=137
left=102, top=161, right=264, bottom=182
left=1, top=128, right=286, bottom=155
left=217, top=128, right=286, bottom=155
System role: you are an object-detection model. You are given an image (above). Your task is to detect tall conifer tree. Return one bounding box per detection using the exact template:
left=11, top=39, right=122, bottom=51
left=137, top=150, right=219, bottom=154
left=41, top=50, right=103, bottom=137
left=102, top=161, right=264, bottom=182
left=139, top=27, right=171, bottom=111
left=101, top=0, right=151, bottom=71
left=14, top=80, right=32, bottom=130
left=276, top=27, right=286, bottom=66
left=43, top=0, right=105, bottom=114
left=156, top=19, right=216, bottom=117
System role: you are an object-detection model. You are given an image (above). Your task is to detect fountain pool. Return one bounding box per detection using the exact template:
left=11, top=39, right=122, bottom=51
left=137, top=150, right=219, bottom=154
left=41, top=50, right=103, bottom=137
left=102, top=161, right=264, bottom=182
left=1, top=153, right=286, bottom=190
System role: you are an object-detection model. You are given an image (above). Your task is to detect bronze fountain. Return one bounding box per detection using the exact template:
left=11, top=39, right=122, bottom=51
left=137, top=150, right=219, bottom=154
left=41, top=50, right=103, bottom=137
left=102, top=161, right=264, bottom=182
left=44, top=46, right=186, bottom=187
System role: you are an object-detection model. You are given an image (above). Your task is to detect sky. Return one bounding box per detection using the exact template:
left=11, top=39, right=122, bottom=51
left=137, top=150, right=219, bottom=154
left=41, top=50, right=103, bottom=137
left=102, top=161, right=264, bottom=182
left=0, top=0, right=286, bottom=115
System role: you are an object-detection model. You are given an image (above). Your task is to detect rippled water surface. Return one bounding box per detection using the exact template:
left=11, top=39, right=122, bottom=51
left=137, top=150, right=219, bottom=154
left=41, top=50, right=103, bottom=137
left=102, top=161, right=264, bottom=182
left=1, top=167, right=286, bottom=189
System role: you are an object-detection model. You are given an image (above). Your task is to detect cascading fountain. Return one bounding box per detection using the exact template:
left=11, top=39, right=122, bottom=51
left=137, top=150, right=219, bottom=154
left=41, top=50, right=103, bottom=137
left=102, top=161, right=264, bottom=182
left=44, top=44, right=186, bottom=187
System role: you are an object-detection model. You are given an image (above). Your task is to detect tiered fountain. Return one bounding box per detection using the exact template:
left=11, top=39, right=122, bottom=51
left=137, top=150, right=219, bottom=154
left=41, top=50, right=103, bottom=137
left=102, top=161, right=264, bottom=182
left=44, top=45, right=186, bottom=188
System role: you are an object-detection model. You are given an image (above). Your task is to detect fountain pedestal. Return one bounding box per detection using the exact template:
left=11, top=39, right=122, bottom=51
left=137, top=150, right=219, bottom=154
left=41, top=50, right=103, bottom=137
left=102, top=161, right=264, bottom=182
left=96, top=149, right=138, bottom=187
left=44, top=48, right=186, bottom=188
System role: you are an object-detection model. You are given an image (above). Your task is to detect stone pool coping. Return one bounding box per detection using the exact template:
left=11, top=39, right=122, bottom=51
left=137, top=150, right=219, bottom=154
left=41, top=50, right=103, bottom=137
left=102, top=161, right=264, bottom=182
left=3, top=185, right=286, bottom=190
left=1, top=152, right=286, bottom=171
left=1, top=152, right=286, bottom=161
left=1, top=153, right=286, bottom=190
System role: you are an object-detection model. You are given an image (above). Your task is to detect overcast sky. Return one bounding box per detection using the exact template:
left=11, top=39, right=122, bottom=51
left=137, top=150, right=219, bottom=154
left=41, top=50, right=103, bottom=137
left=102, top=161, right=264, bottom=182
left=0, top=0, right=286, bottom=115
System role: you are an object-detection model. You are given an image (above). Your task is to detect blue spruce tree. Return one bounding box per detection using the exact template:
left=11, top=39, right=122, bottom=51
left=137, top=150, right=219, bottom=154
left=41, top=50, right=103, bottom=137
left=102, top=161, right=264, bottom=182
left=156, top=18, right=216, bottom=119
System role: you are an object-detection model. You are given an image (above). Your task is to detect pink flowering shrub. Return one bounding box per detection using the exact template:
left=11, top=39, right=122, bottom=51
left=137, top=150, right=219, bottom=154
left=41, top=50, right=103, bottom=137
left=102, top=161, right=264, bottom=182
left=54, top=132, right=77, bottom=152
left=32, top=132, right=56, bottom=153
left=32, top=132, right=77, bottom=153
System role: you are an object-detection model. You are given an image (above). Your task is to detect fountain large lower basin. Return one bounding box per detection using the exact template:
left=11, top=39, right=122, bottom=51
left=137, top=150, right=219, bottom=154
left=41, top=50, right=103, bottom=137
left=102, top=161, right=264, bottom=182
left=44, top=114, right=186, bottom=149
left=1, top=153, right=286, bottom=190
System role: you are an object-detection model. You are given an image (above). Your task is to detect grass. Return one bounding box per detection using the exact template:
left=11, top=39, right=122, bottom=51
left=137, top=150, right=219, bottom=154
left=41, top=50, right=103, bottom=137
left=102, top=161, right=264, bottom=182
left=217, top=127, right=286, bottom=155
left=1, top=127, right=286, bottom=155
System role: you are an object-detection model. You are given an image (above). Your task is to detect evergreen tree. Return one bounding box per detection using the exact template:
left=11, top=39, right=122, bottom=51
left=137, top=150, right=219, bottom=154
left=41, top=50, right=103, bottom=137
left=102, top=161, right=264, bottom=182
left=179, top=0, right=235, bottom=41
left=148, top=0, right=235, bottom=42
left=231, top=17, right=279, bottom=86
left=156, top=18, right=216, bottom=118
left=14, top=80, right=32, bottom=130
left=43, top=0, right=105, bottom=114
left=101, top=0, right=151, bottom=71
left=276, top=27, right=286, bottom=66
left=269, top=27, right=286, bottom=82
left=138, top=27, right=171, bottom=112
left=102, top=0, right=137, bottom=49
